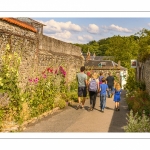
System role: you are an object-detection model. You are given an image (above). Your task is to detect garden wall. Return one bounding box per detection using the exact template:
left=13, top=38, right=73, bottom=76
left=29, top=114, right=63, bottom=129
left=38, top=34, right=84, bottom=84
left=0, top=19, right=84, bottom=89
left=137, top=58, right=150, bottom=94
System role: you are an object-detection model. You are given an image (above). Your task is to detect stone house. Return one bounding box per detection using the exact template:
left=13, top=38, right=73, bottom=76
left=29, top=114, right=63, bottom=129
left=83, top=51, right=127, bottom=89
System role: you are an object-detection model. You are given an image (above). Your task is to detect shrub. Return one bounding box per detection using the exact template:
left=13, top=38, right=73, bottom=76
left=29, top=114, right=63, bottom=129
left=124, top=110, right=150, bottom=132
left=57, top=99, right=66, bottom=109
left=126, top=90, right=150, bottom=116
left=0, top=44, right=22, bottom=123
left=66, top=92, right=78, bottom=102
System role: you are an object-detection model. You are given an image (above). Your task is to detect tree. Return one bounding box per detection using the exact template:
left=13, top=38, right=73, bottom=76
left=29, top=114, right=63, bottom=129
left=135, top=28, right=150, bottom=62
left=105, top=35, right=139, bottom=68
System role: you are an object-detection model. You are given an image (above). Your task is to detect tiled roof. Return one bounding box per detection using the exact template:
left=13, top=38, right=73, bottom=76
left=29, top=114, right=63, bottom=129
left=82, top=53, right=114, bottom=61
left=1, top=18, right=37, bottom=33
left=85, top=60, right=113, bottom=67
left=17, top=17, right=46, bottom=26
left=84, top=60, right=127, bottom=70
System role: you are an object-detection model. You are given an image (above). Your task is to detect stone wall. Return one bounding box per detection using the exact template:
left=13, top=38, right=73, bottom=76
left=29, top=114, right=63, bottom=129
left=0, top=20, right=84, bottom=90
left=0, top=20, right=38, bottom=89
left=137, top=59, right=150, bottom=94
left=38, top=35, right=84, bottom=83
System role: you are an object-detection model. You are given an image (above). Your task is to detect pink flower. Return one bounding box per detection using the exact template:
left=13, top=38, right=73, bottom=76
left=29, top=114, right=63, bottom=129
left=59, top=66, right=66, bottom=77
left=28, top=78, right=33, bottom=82
left=42, top=74, right=47, bottom=78
left=55, top=69, right=58, bottom=74
left=34, top=78, right=39, bottom=84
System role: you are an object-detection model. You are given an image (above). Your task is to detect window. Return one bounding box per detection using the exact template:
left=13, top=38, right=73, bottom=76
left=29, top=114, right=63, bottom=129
left=100, top=62, right=106, bottom=66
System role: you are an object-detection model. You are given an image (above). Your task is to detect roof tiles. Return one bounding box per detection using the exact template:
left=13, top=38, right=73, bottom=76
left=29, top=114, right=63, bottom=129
left=1, top=18, right=37, bottom=33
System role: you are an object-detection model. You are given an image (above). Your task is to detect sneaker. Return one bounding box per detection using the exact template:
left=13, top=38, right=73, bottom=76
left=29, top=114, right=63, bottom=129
left=82, top=106, right=85, bottom=110
left=102, top=109, right=104, bottom=112
left=117, top=108, right=120, bottom=111
left=76, top=105, right=80, bottom=110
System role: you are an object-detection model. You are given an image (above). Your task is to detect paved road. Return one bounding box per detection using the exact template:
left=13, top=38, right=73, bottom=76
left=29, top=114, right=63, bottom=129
left=23, top=90, right=128, bottom=132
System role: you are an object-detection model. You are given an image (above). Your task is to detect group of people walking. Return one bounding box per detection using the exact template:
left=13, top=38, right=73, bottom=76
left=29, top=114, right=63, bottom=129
left=76, top=66, right=122, bottom=112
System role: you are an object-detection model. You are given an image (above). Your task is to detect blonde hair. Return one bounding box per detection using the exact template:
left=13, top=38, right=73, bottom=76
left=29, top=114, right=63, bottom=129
left=115, top=82, right=121, bottom=91
left=91, top=72, right=98, bottom=79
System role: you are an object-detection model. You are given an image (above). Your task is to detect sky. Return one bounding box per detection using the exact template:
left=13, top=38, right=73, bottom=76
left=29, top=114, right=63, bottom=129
left=33, top=17, right=150, bottom=44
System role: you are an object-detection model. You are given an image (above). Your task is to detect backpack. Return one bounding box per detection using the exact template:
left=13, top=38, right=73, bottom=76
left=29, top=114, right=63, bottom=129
left=89, top=79, right=97, bottom=92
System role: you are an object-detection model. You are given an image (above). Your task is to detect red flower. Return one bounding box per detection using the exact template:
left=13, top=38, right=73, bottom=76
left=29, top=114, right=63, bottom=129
left=47, top=67, right=53, bottom=73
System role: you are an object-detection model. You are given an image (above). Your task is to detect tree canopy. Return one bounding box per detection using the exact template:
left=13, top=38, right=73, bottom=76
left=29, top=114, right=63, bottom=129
left=74, top=28, right=150, bottom=68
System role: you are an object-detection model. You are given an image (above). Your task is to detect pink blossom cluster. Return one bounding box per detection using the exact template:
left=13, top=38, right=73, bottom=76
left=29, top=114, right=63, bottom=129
left=28, top=66, right=66, bottom=84
left=28, top=77, right=39, bottom=84
left=59, top=66, right=66, bottom=77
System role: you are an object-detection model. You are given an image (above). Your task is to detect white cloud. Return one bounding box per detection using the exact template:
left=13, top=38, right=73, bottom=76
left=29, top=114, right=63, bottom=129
left=78, top=36, right=84, bottom=41
left=108, top=24, right=132, bottom=32
left=83, top=35, right=94, bottom=41
left=87, top=24, right=99, bottom=34
left=77, top=35, right=94, bottom=43
left=60, top=21, right=82, bottom=31
left=46, top=30, right=72, bottom=42
left=39, top=19, right=82, bottom=33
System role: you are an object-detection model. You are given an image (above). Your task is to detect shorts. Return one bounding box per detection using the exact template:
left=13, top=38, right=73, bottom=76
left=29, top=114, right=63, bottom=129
left=78, top=87, right=87, bottom=97
left=108, top=85, right=114, bottom=91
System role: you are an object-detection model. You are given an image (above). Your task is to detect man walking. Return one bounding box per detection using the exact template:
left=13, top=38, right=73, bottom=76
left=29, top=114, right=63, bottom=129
left=106, top=72, right=114, bottom=98
left=76, top=66, right=88, bottom=109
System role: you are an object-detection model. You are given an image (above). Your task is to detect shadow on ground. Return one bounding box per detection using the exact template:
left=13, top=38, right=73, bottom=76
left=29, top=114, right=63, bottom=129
left=108, top=90, right=129, bottom=132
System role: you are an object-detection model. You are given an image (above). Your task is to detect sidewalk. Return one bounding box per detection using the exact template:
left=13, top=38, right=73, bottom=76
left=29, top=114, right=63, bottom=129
left=23, top=90, right=128, bottom=132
